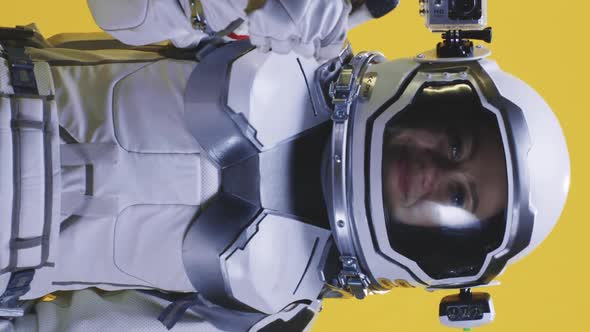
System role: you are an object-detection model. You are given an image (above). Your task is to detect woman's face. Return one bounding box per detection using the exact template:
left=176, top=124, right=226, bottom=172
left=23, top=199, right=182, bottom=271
left=383, top=112, right=508, bottom=228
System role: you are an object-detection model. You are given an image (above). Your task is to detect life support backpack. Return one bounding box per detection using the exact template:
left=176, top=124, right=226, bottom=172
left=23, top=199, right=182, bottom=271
left=0, top=26, right=60, bottom=317
left=0, top=24, right=203, bottom=318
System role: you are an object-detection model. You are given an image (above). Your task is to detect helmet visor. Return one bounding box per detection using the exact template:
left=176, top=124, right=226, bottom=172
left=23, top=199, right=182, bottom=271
left=381, top=83, right=508, bottom=279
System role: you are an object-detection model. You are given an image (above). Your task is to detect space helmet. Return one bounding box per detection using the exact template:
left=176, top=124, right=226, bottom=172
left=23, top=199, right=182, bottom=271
left=318, top=45, right=570, bottom=299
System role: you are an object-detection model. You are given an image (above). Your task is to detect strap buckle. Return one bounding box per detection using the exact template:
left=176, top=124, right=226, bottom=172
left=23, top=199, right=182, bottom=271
left=329, top=66, right=357, bottom=122
left=4, top=46, right=38, bottom=95
left=337, top=256, right=370, bottom=300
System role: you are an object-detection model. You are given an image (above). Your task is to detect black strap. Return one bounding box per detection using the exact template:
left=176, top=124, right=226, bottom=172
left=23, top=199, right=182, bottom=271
left=0, top=26, right=51, bottom=49
left=157, top=293, right=200, bottom=330
left=0, top=270, right=35, bottom=317
left=4, top=46, right=38, bottom=95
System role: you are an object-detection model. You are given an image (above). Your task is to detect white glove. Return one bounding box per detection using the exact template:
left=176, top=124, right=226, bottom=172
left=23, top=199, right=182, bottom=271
left=87, top=0, right=207, bottom=48
left=202, top=0, right=352, bottom=60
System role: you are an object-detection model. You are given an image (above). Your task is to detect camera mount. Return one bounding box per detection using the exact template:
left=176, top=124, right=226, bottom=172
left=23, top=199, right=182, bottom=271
left=437, top=27, right=492, bottom=58
left=439, top=288, right=496, bottom=329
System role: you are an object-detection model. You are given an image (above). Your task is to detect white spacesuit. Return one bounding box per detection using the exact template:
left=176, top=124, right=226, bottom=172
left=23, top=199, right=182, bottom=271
left=0, top=0, right=570, bottom=331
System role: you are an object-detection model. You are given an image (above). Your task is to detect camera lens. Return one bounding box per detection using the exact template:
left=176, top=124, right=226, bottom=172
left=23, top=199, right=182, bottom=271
left=448, top=0, right=482, bottom=20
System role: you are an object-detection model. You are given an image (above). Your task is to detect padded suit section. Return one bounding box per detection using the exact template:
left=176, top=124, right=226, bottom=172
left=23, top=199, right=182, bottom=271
left=14, top=99, right=45, bottom=240
left=87, top=0, right=150, bottom=31
left=21, top=49, right=214, bottom=297
left=114, top=205, right=198, bottom=291
left=0, top=97, right=14, bottom=271
left=93, top=152, right=201, bottom=207
left=52, top=62, right=152, bottom=144
left=113, top=59, right=200, bottom=153
left=14, top=98, right=46, bottom=268
left=227, top=49, right=330, bottom=150
left=87, top=0, right=206, bottom=48
left=0, top=57, right=15, bottom=94
left=223, top=213, right=331, bottom=314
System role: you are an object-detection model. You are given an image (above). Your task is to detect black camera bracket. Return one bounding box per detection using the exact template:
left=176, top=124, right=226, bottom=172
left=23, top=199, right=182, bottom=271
left=437, top=27, right=492, bottom=58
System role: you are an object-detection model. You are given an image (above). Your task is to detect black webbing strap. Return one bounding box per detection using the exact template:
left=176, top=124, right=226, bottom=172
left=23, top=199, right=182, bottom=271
left=4, top=46, right=39, bottom=95
left=0, top=270, right=35, bottom=318
left=157, top=293, right=200, bottom=330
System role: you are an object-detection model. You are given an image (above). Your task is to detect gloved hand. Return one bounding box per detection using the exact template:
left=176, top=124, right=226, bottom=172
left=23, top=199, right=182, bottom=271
left=87, top=0, right=399, bottom=61
left=246, top=0, right=352, bottom=60
left=202, top=0, right=353, bottom=61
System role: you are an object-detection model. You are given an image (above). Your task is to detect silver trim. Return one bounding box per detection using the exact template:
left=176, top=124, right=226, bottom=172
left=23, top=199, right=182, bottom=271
left=329, top=51, right=386, bottom=298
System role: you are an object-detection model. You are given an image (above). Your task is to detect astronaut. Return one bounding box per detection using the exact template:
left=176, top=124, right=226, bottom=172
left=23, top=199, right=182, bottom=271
left=0, top=0, right=570, bottom=331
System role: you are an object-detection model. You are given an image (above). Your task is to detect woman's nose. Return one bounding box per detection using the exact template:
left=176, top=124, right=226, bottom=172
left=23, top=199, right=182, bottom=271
left=414, top=152, right=440, bottom=196
left=421, top=162, right=439, bottom=195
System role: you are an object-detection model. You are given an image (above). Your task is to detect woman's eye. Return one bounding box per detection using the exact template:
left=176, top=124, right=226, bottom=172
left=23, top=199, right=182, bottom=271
left=450, top=185, right=466, bottom=207
left=449, top=134, right=463, bottom=161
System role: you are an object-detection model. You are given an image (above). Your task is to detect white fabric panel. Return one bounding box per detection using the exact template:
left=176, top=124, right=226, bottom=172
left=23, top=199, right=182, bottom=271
left=0, top=97, right=13, bottom=272
left=0, top=274, right=9, bottom=305
left=113, top=59, right=200, bottom=154
left=26, top=215, right=149, bottom=299
left=227, top=50, right=330, bottom=149
left=114, top=205, right=197, bottom=292
left=15, top=246, right=42, bottom=269
left=95, top=152, right=201, bottom=207
left=27, top=207, right=196, bottom=297
left=87, top=0, right=207, bottom=48
left=16, top=129, right=44, bottom=238
left=223, top=213, right=331, bottom=314
left=60, top=166, right=85, bottom=196
left=28, top=48, right=163, bottom=64
left=0, top=57, right=14, bottom=95
left=14, top=98, right=44, bottom=122
left=51, top=63, right=151, bottom=144
left=198, top=0, right=247, bottom=33
left=87, top=0, right=150, bottom=31
left=200, top=156, right=219, bottom=203
left=60, top=143, right=118, bottom=166
left=60, top=193, right=119, bottom=218
left=14, top=99, right=45, bottom=242
left=47, top=100, right=61, bottom=266
left=226, top=50, right=268, bottom=120
left=32, top=61, right=54, bottom=97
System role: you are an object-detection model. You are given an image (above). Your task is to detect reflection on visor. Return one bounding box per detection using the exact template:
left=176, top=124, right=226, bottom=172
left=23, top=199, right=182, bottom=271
left=381, top=83, right=508, bottom=280
left=386, top=214, right=506, bottom=279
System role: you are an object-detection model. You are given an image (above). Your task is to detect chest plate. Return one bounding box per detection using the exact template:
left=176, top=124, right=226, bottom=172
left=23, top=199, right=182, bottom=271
left=182, top=40, right=333, bottom=314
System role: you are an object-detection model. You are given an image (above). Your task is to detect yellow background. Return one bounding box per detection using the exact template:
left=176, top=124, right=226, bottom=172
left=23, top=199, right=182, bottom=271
left=1, top=1, right=587, bottom=331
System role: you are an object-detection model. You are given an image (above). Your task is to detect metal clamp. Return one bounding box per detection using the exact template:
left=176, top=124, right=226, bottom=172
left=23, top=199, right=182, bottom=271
left=337, top=256, right=370, bottom=299
left=328, top=65, right=355, bottom=122
left=190, top=0, right=207, bottom=31
left=328, top=51, right=386, bottom=299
